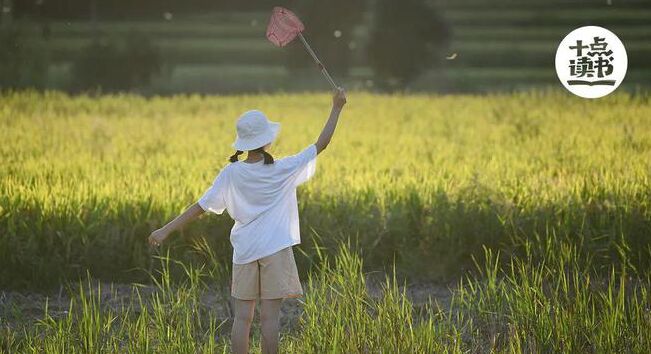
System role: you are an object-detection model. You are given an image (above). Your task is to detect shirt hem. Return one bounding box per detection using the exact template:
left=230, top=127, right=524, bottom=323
left=197, top=198, right=225, bottom=215
left=232, top=240, right=301, bottom=265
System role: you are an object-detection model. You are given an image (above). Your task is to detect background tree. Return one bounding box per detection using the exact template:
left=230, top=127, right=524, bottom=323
left=0, top=28, right=48, bottom=90
left=368, top=0, right=450, bottom=91
left=285, top=0, right=365, bottom=79
left=70, top=32, right=162, bottom=93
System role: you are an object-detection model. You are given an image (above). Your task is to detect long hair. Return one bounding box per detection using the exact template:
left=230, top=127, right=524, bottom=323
left=229, top=147, right=274, bottom=164
left=229, top=150, right=243, bottom=162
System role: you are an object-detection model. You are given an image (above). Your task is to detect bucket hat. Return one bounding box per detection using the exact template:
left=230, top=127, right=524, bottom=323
left=232, top=110, right=280, bottom=151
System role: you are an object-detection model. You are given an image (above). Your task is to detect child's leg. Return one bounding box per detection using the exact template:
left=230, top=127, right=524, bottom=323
left=231, top=297, right=256, bottom=354
left=260, top=298, right=283, bottom=354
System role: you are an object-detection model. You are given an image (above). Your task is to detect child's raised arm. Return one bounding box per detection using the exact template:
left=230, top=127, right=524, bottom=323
left=315, top=87, right=347, bottom=154
left=147, top=202, right=205, bottom=247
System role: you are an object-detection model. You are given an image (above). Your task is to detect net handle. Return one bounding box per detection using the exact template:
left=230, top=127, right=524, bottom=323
left=298, top=33, right=339, bottom=90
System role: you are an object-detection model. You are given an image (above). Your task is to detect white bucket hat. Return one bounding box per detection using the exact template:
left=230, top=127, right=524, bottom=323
left=232, top=110, right=280, bottom=151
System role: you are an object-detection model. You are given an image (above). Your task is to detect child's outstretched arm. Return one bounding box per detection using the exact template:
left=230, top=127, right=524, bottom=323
left=147, top=202, right=205, bottom=246
left=315, top=87, right=347, bottom=154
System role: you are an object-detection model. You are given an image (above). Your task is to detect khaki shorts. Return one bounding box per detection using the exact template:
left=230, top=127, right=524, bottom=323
left=231, top=246, right=304, bottom=300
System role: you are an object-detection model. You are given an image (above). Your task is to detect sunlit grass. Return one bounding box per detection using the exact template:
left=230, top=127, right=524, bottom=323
left=2, top=236, right=649, bottom=352
left=0, top=89, right=650, bottom=351
left=1, top=89, right=650, bottom=289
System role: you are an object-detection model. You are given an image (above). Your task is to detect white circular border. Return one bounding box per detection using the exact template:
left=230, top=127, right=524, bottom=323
left=555, top=26, right=627, bottom=99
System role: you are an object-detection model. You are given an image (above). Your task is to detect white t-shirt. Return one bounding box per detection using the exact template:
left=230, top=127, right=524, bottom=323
left=197, top=144, right=317, bottom=264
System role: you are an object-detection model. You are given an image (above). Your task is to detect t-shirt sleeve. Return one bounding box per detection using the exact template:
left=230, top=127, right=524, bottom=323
left=285, top=144, right=318, bottom=186
left=197, top=169, right=229, bottom=214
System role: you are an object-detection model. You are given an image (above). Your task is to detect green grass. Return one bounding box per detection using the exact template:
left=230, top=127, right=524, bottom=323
left=2, top=236, right=650, bottom=352
left=16, top=21, right=266, bottom=38
left=1, top=89, right=650, bottom=289
left=438, top=0, right=651, bottom=8
left=17, top=21, right=651, bottom=92
left=1, top=89, right=650, bottom=351
left=442, top=8, right=651, bottom=24
left=452, top=25, right=651, bottom=41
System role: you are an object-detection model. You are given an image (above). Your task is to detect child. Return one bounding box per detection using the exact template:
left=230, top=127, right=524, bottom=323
left=148, top=88, right=347, bottom=354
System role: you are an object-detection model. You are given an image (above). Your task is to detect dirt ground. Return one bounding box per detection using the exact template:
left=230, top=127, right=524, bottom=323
left=0, top=273, right=455, bottom=335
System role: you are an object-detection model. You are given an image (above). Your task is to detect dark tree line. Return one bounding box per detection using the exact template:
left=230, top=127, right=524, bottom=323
left=14, top=0, right=284, bottom=19
left=5, top=0, right=450, bottom=92
left=368, top=0, right=451, bottom=90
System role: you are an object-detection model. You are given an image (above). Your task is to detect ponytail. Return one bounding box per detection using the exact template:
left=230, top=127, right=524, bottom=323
left=229, top=150, right=244, bottom=162
left=252, top=147, right=275, bottom=164
left=228, top=148, right=274, bottom=164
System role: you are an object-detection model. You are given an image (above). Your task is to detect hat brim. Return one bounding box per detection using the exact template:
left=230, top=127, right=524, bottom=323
left=232, top=121, right=280, bottom=151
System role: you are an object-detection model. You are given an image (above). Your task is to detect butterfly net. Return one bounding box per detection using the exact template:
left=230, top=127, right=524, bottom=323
left=266, top=7, right=305, bottom=47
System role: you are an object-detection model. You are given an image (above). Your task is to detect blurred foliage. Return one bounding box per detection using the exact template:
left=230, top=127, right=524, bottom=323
left=368, top=0, right=451, bottom=91
left=0, top=27, right=49, bottom=90
left=14, top=0, right=343, bottom=19
left=16, top=0, right=212, bottom=19
left=70, top=32, right=162, bottom=93
left=285, top=0, right=365, bottom=78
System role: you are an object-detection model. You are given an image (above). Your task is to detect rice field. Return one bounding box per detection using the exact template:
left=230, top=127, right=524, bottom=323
left=1, top=89, right=651, bottom=352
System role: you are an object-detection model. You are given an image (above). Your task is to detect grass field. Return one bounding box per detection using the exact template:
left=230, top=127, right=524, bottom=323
left=1, top=89, right=651, bottom=352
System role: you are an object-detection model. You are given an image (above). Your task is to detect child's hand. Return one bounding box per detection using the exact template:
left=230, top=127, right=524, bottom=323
left=332, top=87, right=347, bottom=109
left=148, top=228, right=169, bottom=247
